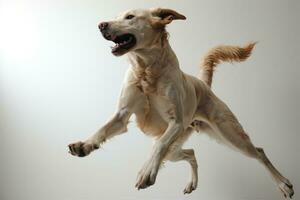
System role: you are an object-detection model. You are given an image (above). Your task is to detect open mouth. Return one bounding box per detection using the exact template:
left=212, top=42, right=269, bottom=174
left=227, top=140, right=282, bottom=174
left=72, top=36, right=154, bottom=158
left=110, top=34, right=136, bottom=55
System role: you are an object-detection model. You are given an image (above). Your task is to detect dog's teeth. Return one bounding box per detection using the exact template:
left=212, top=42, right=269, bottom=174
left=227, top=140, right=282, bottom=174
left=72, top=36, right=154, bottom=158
left=111, top=43, right=119, bottom=50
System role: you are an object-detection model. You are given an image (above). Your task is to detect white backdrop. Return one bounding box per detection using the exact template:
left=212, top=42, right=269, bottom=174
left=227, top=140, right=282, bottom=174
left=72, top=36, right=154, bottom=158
left=0, top=0, right=299, bottom=200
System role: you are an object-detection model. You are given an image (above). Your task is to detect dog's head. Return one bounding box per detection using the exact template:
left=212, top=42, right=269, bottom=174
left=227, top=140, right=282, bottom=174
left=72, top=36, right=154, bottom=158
left=98, top=8, right=186, bottom=56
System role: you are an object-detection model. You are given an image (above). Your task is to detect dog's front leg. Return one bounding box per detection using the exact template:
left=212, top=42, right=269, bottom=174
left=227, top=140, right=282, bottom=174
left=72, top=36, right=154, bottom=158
left=68, top=107, right=131, bottom=157
left=68, top=81, right=146, bottom=157
left=136, top=86, right=185, bottom=190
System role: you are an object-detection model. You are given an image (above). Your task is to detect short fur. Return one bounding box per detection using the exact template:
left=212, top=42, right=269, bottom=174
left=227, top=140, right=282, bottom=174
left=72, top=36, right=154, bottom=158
left=68, top=8, right=294, bottom=198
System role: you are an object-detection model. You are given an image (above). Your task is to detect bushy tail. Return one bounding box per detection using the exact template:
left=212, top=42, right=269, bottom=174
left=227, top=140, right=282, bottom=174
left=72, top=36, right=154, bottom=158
left=200, top=42, right=256, bottom=87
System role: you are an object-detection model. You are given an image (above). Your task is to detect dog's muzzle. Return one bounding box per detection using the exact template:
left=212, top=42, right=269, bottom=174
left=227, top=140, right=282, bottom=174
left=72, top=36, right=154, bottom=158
left=98, top=21, right=137, bottom=56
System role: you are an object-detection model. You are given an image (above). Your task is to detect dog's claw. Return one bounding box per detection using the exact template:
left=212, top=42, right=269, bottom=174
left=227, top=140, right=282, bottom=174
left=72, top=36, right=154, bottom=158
left=135, top=165, right=158, bottom=190
left=183, top=181, right=197, bottom=194
left=278, top=180, right=294, bottom=199
left=68, top=141, right=98, bottom=157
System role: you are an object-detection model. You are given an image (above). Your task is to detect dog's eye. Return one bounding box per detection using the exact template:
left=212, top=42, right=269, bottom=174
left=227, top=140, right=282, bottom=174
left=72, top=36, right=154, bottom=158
left=125, top=14, right=135, bottom=20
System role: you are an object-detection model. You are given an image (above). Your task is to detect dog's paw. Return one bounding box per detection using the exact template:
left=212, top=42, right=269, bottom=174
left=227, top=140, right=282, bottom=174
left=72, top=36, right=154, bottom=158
left=183, top=180, right=197, bottom=194
left=278, top=180, right=294, bottom=199
left=135, top=164, right=158, bottom=190
left=68, top=141, right=99, bottom=157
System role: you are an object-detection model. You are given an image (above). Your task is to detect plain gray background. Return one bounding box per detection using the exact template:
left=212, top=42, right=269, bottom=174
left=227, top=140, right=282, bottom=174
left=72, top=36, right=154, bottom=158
left=0, top=0, right=299, bottom=200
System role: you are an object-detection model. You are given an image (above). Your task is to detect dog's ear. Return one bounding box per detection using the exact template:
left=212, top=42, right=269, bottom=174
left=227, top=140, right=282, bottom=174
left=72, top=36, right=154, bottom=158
left=150, top=8, right=186, bottom=28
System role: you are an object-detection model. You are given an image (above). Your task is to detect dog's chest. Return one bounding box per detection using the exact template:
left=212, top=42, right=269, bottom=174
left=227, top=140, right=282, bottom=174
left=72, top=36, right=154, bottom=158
left=135, top=93, right=173, bottom=138
left=132, top=64, right=162, bottom=94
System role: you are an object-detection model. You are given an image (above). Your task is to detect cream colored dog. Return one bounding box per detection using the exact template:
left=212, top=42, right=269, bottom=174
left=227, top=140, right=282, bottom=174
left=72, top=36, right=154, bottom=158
left=68, top=8, right=294, bottom=198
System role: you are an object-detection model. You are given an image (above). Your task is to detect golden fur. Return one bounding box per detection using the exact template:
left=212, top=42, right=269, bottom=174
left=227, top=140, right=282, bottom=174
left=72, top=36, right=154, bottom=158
left=69, top=8, right=294, bottom=198
left=200, top=43, right=256, bottom=87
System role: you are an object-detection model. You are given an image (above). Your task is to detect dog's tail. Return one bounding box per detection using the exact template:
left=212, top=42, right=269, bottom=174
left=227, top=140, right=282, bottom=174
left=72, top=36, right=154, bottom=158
left=199, top=42, right=256, bottom=87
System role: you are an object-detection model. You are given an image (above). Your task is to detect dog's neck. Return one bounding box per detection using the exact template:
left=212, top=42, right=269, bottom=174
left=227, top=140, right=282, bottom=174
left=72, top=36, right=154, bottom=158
left=127, top=41, right=180, bottom=93
left=128, top=42, right=179, bottom=69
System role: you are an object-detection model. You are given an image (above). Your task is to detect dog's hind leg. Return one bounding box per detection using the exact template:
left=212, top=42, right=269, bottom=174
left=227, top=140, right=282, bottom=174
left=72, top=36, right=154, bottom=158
left=256, top=148, right=294, bottom=198
left=167, top=148, right=198, bottom=194
left=207, top=104, right=294, bottom=198
left=164, top=128, right=198, bottom=194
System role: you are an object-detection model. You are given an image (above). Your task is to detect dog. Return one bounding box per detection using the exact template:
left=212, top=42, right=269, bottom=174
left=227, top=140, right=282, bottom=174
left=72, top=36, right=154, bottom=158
left=68, top=8, right=294, bottom=198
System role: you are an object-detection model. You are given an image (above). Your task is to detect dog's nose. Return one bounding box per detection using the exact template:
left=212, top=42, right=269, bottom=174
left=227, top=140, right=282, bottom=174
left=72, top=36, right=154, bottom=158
left=98, top=22, right=109, bottom=31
